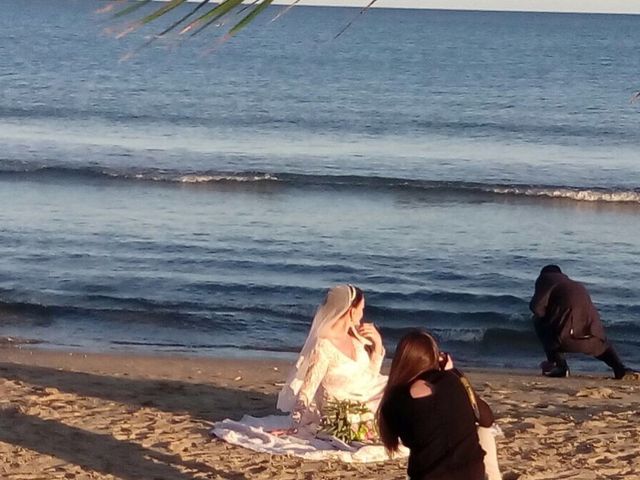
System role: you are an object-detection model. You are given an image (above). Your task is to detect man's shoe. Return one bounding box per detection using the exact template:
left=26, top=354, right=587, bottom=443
left=539, top=360, right=555, bottom=375
left=615, top=368, right=640, bottom=381
left=543, top=366, right=569, bottom=378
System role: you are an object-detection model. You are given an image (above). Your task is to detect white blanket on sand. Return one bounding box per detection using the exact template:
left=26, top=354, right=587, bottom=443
left=211, top=414, right=406, bottom=463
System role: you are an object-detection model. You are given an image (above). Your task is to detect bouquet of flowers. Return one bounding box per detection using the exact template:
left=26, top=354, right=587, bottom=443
left=319, top=399, right=378, bottom=444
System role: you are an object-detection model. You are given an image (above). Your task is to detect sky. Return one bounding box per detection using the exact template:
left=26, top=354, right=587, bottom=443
left=283, top=0, right=640, bottom=15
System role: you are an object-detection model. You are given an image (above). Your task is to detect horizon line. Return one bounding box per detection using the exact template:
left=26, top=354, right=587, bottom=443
left=281, top=5, right=640, bottom=16
left=134, top=0, right=640, bottom=17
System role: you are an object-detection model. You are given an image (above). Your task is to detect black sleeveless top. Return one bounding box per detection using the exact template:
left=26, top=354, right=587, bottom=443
left=382, top=370, right=486, bottom=480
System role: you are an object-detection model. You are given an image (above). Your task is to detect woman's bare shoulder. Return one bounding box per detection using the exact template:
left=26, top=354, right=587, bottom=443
left=409, top=380, right=433, bottom=399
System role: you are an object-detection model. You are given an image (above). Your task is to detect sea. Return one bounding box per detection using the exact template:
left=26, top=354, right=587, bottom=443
left=1, top=0, right=639, bottom=372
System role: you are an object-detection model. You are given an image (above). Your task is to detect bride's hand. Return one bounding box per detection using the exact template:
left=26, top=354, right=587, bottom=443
left=357, top=323, right=383, bottom=350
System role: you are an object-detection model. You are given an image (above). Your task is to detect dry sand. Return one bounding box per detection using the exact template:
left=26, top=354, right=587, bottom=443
left=1, top=346, right=638, bottom=479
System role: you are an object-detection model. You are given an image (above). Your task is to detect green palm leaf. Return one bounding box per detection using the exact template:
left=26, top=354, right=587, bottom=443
left=154, top=0, right=214, bottom=37
left=115, top=0, right=189, bottom=39
left=112, top=0, right=154, bottom=19
left=237, top=0, right=262, bottom=16
left=180, top=0, right=245, bottom=35
left=103, top=0, right=378, bottom=51
left=228, top=0, right=274, bottom=37
left=137, top=0, right=189, bottom=26
left=335, top=0, right=380, bottom=38
left=271, top=0, right=302, bottom=23
left=120, top=0, right=214, bottom=58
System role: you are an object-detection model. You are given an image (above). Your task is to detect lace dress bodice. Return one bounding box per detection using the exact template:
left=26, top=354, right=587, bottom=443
left=292, top=337, right=387, bottom=428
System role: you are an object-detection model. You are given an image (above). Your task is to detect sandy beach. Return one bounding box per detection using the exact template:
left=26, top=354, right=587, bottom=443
left=0, top=345, right=638, bottom=480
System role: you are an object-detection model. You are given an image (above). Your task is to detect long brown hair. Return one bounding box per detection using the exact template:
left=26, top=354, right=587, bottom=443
left=376, top=330, right=441, bottom=453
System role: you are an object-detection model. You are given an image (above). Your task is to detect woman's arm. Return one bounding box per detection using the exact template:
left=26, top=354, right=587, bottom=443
left=476, top=396, right=494, bottom=428
left=367, top=339, right=385, bottom=374
left=357, top=323, right=385, bottom=373
left=291, top=341, right=331, bottom=427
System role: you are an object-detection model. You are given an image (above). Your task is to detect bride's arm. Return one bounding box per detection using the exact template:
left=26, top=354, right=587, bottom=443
left=291, top=341, right=331, bottom=427
left=368, top=343, right=385, bottom=374
left=357, top=323, right=385, bottom=374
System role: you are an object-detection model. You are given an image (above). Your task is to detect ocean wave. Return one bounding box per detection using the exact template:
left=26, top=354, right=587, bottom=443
left=0, top=164, right=279, bottom=185
left=372, top=308, right=524, bottom=328
left=0, top=336, right=43, bottom=346
left=368, top=292, right=527, bottom=311
left=0, top=299, right=204, bottom=325
left=1, top=164, right=638, bottom=204
left=176, top=173, right=278, bottom=183
left=489, top=186, right=640, bottom=203
left=375, top=325, right=543, bottom=355
left=3, top=296, right=639, bottom=355
left=1, top=105, right=635, bottom=143
left=0, top=297, right=313, bottom=330
left=380, top=321, right=640, bottom=351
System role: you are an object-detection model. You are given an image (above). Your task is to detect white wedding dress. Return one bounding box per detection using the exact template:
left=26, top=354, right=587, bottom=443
left=211, top=337, right=397, bottom=463
left=290, top=338, right=387, bottom=427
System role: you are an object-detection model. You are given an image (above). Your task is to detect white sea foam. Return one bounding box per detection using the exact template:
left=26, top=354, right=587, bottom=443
left=488, top=187, right=640, bottom=203
left=434, top=328, right=485, bottom=343
left=177, top=173, right=278, bottom=183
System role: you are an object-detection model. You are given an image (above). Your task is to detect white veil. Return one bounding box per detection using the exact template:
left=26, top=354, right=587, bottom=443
left=277, top=284, right=356, bottom=412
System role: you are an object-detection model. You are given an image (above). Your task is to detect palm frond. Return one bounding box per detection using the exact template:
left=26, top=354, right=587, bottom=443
left=180, top=0, right=245, bottom=35
left=137, top=0, right=189, bottom=26
left=335, top=0, right=379, bottom=39
left=102, top=0, right=378, bottom=52
left=114, top=0, right=189, bottom=38
left=229, top=0, right=275, bottom=37
left=271, top=0, right=302, bottom=23
left=237, top=0, right=262, bottom=16
left=154, top=0, right=214, bottom=37
left=120, top=0, right=214, bottom=60
left=112, top=0, right=154, bottom=19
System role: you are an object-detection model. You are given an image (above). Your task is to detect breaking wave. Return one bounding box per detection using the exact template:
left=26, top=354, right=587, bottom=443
left=1, top=164, right=639, bottom=204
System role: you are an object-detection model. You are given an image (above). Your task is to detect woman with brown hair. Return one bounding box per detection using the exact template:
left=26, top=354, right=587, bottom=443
left=377, top=330, right=495, bottom=480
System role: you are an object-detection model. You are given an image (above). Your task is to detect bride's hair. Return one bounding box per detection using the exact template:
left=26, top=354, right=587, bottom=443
left=376, top=330, right=441, bottom=453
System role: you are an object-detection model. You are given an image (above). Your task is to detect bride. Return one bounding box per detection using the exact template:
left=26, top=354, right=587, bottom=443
left=212, top=284, right=393, bottom=463
left=214, top=284, right=502, bottom=476
left=277, top=284, right=387, bottom=432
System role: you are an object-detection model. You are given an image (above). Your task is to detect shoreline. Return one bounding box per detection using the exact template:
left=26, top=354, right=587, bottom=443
left=0, top=342, right=619, bottom=378
left=2, top=345, right=639, bottom=479
left=2, top=335, right=633, bottom=375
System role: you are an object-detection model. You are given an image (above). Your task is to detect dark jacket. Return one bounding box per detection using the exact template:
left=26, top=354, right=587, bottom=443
left=382, top=370, right=491, bottom=480
left=529, top=271, right=607, bottom=355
